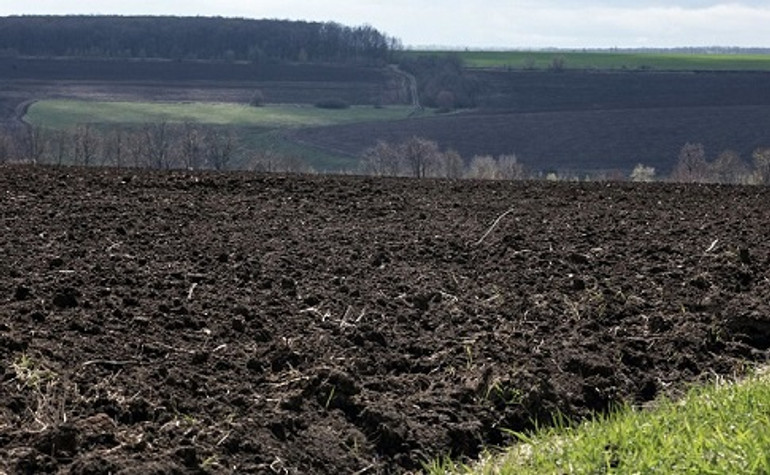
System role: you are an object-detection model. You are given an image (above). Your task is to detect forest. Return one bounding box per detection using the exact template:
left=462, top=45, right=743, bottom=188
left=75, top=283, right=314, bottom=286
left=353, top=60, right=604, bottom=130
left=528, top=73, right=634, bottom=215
left=0, top=15, right=401, bottom=64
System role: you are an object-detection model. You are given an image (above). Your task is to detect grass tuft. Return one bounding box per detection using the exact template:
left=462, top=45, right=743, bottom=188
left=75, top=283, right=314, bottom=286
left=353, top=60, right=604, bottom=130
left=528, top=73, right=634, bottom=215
left=430, top=368, right=770, bottom=474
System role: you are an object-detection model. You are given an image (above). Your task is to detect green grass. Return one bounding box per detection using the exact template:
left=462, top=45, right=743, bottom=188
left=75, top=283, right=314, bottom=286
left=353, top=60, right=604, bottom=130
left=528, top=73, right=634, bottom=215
left=25, top=100, right=426, bottom=172
left=429, top=368, right=770, bottom=474
left=26, top=100, right=420, bottom=130
left=405, top=50, right=770, bottom=71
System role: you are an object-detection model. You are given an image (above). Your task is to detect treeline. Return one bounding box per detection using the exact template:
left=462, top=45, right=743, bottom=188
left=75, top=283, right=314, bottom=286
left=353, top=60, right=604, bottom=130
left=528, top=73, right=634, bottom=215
left=5, top=127, right=770, bottom=185
left=0, top=124, right=239, bottom=170
left=360, top=137, right=770, bottom=185
left=360, top=137, right=525, bottom=179
left=0, top=16, right=401, bottom=65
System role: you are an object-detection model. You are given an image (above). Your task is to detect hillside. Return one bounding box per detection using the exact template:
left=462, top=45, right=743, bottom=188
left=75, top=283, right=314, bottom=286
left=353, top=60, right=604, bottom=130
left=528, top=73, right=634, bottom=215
left=292, top=69, right=770, bottom=176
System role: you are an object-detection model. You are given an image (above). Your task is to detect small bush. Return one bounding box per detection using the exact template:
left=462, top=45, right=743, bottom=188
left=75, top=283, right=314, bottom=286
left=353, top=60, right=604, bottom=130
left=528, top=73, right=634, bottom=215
left=249, top=90, right=266, bottom=107
left=314, top=98, right=350, bottom=110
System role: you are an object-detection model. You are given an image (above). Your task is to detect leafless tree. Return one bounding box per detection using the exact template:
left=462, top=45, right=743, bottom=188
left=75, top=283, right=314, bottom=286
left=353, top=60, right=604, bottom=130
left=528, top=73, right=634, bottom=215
left=73, top=125, right=99, bottom=166
left=497, top=154, right=526, bottom=180
left=0, top=130, right=11, bottom=163
left=102, top=128, right=127, bottom=167
left=466, top=155, right=499, bottom=179
left=711, top=150, right=748, bottom=184
left=204, top=128, right=236, bottom=171
left=401, top=136, right=440, bottom=178
left=47, top=129, right=71, bottom=166
left=752, top=147, right=770, bottom=184
left=361, top=140, right=402, bottom=176
left=439, top=148, right=464, bottom=179
left=179, top=123, right=205, bottom=170
left=670, top=142, right=709, bottom=183
left=16, top=125, right=46, bottom=163
left=143, top=122, right=172, bottom=169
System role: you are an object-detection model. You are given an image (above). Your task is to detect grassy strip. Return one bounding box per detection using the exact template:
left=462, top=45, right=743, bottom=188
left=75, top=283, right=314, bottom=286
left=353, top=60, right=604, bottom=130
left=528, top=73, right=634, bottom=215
left=25, top=100, right=421, bottom=130
left=429, top=369, right=770, bottom=474
left=406, top=50, right=770, bottom=71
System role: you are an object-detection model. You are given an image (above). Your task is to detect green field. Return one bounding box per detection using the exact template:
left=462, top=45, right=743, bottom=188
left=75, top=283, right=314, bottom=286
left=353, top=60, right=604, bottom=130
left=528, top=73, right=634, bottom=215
left=25, top=100, right=427, bottom=171
left=26, top=100, right=421, bottom=130
left=405, top=50, right=770, bottom=71
left=431, top=369, right=770, bottom=474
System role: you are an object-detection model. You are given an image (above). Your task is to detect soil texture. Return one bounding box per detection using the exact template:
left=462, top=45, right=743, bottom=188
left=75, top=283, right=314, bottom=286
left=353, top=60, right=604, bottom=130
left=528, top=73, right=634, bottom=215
left=2, top=166, right=770, bottom=473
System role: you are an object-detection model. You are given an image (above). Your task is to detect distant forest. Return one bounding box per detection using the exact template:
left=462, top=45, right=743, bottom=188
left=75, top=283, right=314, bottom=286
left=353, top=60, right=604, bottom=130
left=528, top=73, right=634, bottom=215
left=0, top=15, right=402, bottom=64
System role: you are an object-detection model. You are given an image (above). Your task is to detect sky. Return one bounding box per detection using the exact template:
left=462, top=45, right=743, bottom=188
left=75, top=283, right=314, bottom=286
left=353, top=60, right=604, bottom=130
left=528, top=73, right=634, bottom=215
left=1, top=1, right=769, bottom=49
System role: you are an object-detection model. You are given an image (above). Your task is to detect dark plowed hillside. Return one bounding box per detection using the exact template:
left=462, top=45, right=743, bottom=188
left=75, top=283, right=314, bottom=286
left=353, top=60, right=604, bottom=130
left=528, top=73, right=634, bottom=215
left=471, top=70, right=770, bottom=111
left=292, top=70, right=770, bottom=175
left=0, top=57, right=388, bottom=83
left=291, top=104, right=770, bottom=175
left=2, top=165, right=770, bottom=473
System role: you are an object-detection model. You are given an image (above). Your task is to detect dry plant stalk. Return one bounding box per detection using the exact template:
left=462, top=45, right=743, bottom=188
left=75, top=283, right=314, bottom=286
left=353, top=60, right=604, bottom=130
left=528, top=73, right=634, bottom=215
left=475, top=208, right=515, bottom=245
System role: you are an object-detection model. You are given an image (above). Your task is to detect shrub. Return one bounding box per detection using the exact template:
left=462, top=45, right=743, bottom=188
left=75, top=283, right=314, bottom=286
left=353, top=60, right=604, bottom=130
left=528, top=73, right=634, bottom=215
left=630, top=164, right=656, bottom=182
left=314, top=98, right=350, bottom=110
left=249, top=90, right=266, bottom=107
left=436, top=90, right=455, bottom=112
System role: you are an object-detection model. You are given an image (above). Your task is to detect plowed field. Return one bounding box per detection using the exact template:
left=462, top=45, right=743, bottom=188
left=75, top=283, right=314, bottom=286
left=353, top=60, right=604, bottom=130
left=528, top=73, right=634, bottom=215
left=2, top=166, right=769, bottom=473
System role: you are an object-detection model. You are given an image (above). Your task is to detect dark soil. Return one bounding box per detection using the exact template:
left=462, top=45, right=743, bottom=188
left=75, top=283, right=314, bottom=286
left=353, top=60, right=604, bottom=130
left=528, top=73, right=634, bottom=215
left=291, top=104, right=770, bottom=176
left=2, top=165, right=770, bottom=473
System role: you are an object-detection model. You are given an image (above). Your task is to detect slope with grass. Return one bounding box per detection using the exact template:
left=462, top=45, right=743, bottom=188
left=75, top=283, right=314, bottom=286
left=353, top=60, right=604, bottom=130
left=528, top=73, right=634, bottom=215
left=23, top=100, right=426, bottom=171
left=434, top=370, right=770, bottom=473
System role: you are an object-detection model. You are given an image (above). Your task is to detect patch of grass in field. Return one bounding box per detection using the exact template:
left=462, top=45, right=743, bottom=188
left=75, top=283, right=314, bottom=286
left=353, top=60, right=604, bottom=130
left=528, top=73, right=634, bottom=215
left=429, top=369, right=770, bottom=474
left=406, top=50, right=770, bottom=71
left=234, top=128, right=359, bottom=172
left=26, top=100, right=420, bottom=130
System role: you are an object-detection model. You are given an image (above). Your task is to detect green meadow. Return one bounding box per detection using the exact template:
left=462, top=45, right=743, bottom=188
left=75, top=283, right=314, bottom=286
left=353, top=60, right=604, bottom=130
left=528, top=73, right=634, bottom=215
left=25, top=100, right=420, bottom=130
left=24, top=100, right=426, bottom=171
left=407, top=50, right=770, bottom=71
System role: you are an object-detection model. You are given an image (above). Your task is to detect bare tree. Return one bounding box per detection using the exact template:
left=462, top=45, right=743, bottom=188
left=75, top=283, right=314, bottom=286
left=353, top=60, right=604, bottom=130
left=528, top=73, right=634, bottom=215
left=361, top=140, right=402, bottom=176
left=401, top=136, right=440, bottom=178
left=179, top=123, right=204, bottom=170
left=204, top=128, right=236, bottom=171
left=753, top=147, right=770, bottom=184
left=47, top=129, right=71, bottom=166
left=143, top=122, right=172, bottom=169
left=16, top=125, right=46, bottom=163
left=0, top=130, right=11, bottom=163
left=73, top=125, right=99, bottom=166
left=670, top=142, right=709, bottom=183
left=102, top=128, right=127, bottom=167
left=497, top=154, right=526, bottom=180
left=711, top=150, right=748, bottom=184
left=439, top=148, right=464, bottom=179
left=466, top=155, right=499, bottom=179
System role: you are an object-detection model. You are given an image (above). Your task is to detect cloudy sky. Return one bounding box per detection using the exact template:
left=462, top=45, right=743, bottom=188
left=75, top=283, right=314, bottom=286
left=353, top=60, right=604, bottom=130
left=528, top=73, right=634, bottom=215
left=1, top=1, right=769, bottom=49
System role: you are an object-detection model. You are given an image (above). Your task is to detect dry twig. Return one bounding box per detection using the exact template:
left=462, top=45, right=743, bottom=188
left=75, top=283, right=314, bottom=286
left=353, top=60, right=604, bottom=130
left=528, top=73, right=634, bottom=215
left=475, top=208, right=515, bottom=245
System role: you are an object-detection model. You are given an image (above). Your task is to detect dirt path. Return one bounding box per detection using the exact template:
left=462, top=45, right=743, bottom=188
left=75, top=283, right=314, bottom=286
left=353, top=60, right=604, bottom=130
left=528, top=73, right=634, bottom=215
left=389, top=64, right=421, bottom=110
left=1, top=166, right=769, bottom=473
